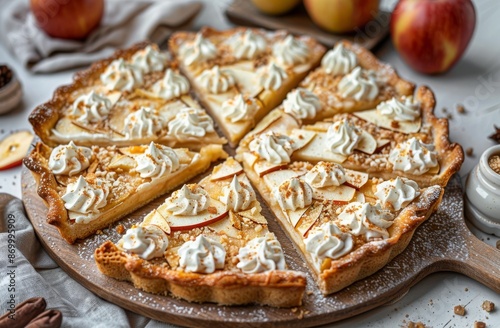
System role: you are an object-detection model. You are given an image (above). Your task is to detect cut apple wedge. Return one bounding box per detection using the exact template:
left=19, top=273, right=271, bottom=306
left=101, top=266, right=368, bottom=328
left=344, top=169, right=369, bottom=189
left=143, top=209, right=172, bottom=235
left=263, top=169, right=301, bottom=190
left=294, top=132, right=347, bottom=163
left=296, top=203, right=323, bottom=237
left=0, top=131, right=33, bottom=171
left=237, top=206, right=268, bottom=225
left=210, top=157, right=243, bottom=181
left=290, top=129, right=316, bottom=150
left=312, top=185, right=356, bottom=202
left=287, top=206, right=310, bottom=228
left=166, top=199, right=229, bottom=231
left=356, top=130, right=377, bottom=155
left=353, top=109, right=422, bottom=134
left=254, top=160, right=288, bottom=177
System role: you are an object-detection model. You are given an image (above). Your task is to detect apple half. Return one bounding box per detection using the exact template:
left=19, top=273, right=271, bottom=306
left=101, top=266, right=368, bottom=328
left=0, top=131, right=33, bottom=171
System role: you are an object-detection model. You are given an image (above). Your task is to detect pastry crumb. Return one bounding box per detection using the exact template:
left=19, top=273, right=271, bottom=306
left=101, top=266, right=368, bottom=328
left=207, top=206, right=217, bottom=214
left=466, top=147, right=474, bottom=157
left=474, top=321, right=486, bottom=328
left=456, top=104, right=466, bottom=114
left=291, top=307, right=298, bottom=313
left=116, top=224, right=125, bottom=234
left=307, top=290, right=313, bottom=296
left=96, top=229, right=103, bottom=235
left=482, top=300, right=495, bottom=312
left=407, top=321, right=426, bottom=328
left=454, top=305, right=466, bottom=316
left=488, top=155, right=500, bottom=174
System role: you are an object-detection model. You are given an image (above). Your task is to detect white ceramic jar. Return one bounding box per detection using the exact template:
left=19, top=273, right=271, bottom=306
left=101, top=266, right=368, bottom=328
left=465, top=144, right=500, bottom=236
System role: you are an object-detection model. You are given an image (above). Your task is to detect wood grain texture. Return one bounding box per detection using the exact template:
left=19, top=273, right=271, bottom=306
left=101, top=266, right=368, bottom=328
left=225, top=0, right=390, bottom=49
left=21, top=169, right=500, bottom=327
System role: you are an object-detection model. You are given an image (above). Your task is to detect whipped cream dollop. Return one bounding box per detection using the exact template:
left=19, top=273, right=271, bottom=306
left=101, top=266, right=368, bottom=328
left=62, top=176, right=109, bottom=223
left=258, top=63, right=288, bottom=91
left=100, top=58, right=143, bottom=91
left=321, top=43, right=358, bottom=76
left=338, top=202, right=395, bottom=240
left=274, top=177, right=313, bottom=211
left=119, top=225, right=168, bottom=260
left=222, top=95, right=256, bottom=123
left=375, top=177, right=420, bottom=211
left=304, top=161, right=346, bottom=188
left=71, top=91, right=112, bottom=123
left=165, top=185, right=210, bottom=216
left=283, top=88, right=322, bottom=120
left=337, top=67, right=379, bottom=101
left=197, top=66, right=235, bottom=94
left=389, top=137, right=438, bottom=175
left=178, top=235, right=226, bottom=274
left=377, top=96, right=420, bottom=121
left=134, top=142, right=180, bottom=179
left=272, top=35, right=309, bottom=66
left=48, top=141, right=92, bottom=176
left=220, top=175, right=256, bottom=212
left=230, top=29, right=267, bottom=60
left=123, top=107, right=163, bottom=139
left=152, top=69, right=190, bottom=101
left=167, top=107, right=215, bottom=141
left=131, top=45, right=168, bottom=73
left=326, top=119, right=362, bottom=155
left=237, top=234, right=286, bottom=274
left=249, top=132, right=297, bottom=164
left=304, top=222, right=354, bottom=270
left=179, top=34, right=217, bottom=66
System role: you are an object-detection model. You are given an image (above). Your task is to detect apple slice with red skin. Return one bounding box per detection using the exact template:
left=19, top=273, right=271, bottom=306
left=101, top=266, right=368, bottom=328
left=0, top=131, right=33, bottom=171
left=210, top=158, right=243, bottom=181
left=167, top=199, right=229, bottom=232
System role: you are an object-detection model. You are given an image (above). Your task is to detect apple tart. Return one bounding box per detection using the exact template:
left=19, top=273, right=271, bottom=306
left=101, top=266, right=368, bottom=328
left=29, top=42, right=226, bottom=150
left=95, top=158, right=306, bottom=307
left=23, top=141, right=227, bottom=243
left=168, top=27, right=326, bottom=146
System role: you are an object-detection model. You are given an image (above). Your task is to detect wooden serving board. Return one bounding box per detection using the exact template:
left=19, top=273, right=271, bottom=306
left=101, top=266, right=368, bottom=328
left=22, top=170, right=500, bottom=327
left=225, top=0, right=391, bottom=49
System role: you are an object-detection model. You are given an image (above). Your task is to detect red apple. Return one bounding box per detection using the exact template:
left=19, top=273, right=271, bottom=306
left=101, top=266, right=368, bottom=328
left=0, top=131, right=33, bottom=171
left=391, top=0, right=476, bottom=74
left=30, top=0, right=104, bottom=40
left=304, top=0, right=380, bottom=33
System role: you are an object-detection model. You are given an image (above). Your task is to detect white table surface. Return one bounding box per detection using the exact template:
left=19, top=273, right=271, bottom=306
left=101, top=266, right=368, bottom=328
left=0, top=0, right=499, bottom=327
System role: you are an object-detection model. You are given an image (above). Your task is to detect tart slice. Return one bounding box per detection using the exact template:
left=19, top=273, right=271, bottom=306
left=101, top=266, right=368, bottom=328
left=23, top=141, right=227, bottom=243
left=95, top=158, right=306, bottom=307
left=169, top=27, right=326, bottom=146
left=238, top=86, right=463, bottom=188
left=236, top=157, right=443, bottom=294
left=29, top=42, right=226, bottom=149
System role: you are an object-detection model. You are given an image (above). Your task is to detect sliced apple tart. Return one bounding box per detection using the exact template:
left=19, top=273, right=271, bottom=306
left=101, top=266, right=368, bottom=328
left=95, top=158, right=306, bottom=307
left=168, top=27, right=326, bottom=146
left=23, top=141, right=227, bottom=243
left=29, top=42, right=226, bottom=149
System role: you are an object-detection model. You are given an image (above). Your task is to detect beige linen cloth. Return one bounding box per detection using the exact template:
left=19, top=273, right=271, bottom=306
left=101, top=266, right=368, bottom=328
left=0, top=0, right=202, bottom=73
left=0, top=193, right=182, bottom=328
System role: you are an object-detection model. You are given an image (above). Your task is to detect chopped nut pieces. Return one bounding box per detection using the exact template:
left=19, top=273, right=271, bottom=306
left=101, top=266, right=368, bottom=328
left=454, top=305, right=466, bottom=316
left=489, top=155, right=500, bottom=174
left=466, top=147, right=474, bottom=157
left=116, top=224, right=125, bottom=234
left=489, top=125, right=500, bottom=143
left=482, top=300, right=495, bottom=312
left=407, top=321, right=426, bottom=328
left=474, top=321, right=486, bottom=328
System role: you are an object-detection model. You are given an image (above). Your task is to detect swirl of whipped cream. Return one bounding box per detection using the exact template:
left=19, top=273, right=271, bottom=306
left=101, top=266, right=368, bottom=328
left=304, top=161, right=346, bottom=188
left=152, top=69, right=190, bottom=101
left=71, top=91, right=112, bottom=123
left=326, top=119, right=362, bottom=155
left=230, top=29, right=267, bottom=60
left=304, top=222, right=354, bottom=270
left=62, top=176, right=109, bottom=223
left=48, top=141, right=92, bottom=176
left=134, top=142, right=180, bottom=179
left=165, top=185, right=210, bottom=216
left=388, top=137, right=438, bottom=175
left=178, top=235, right=226, bottom=274
left=167, top=107, right=215, bottom=141
left=337, top=67, right=379, bottom=101
left=258, top=63, right=288, bottom=91
left=249, top=132, right=297, bottom=164
left=123, top=107, right=163, bottom=139
left=274, top=177, right=313, bottom=211
left=197, top=66, right=235, bottom=94
left=272, top=35, right=309, bottom=66
left=179, top=34, right=217, bottom=66
left=100, top=58, right=143, bottom=91
left=338, top=202, right=395, bottom=240
left=220, top=175, right=256, bottom=212
left=237, top=235, right=286, bottom=274
left=321, top=43, right=358, bottom=76
left=119, top=225, right=168, bottom=260
left=375, top=177, right=420, bottom=211
left=283, top=88, right=321, bottom=120
left=131, top=45, right=168, bottom=73
left=222, top=95, right=256, bottom=123
left=377, top=96, right=420, bottom=122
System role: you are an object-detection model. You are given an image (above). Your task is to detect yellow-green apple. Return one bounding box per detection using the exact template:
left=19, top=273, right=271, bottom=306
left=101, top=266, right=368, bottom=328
left=0, top=131, right=33, bottom=171
left=304, top=0, right=380, bottom=33
left=30, top=0, right=104, bottom=40
left=391, top=0, right=476, bottom=74
left=251, top=0, right=301, bottom=15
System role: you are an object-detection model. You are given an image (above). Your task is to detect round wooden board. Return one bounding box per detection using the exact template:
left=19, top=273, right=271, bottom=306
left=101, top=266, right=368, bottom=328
left=21, top=169, right=500, bottom=328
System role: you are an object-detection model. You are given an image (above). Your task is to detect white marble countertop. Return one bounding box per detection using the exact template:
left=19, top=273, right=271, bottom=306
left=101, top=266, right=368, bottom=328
left=0, top=0, right=499, bottom=327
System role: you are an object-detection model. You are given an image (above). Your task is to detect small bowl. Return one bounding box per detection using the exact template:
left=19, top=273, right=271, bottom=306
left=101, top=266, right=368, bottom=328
left=464, top=144, right=500, bottom=236
left=0, top=72, right=23, bottom=115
